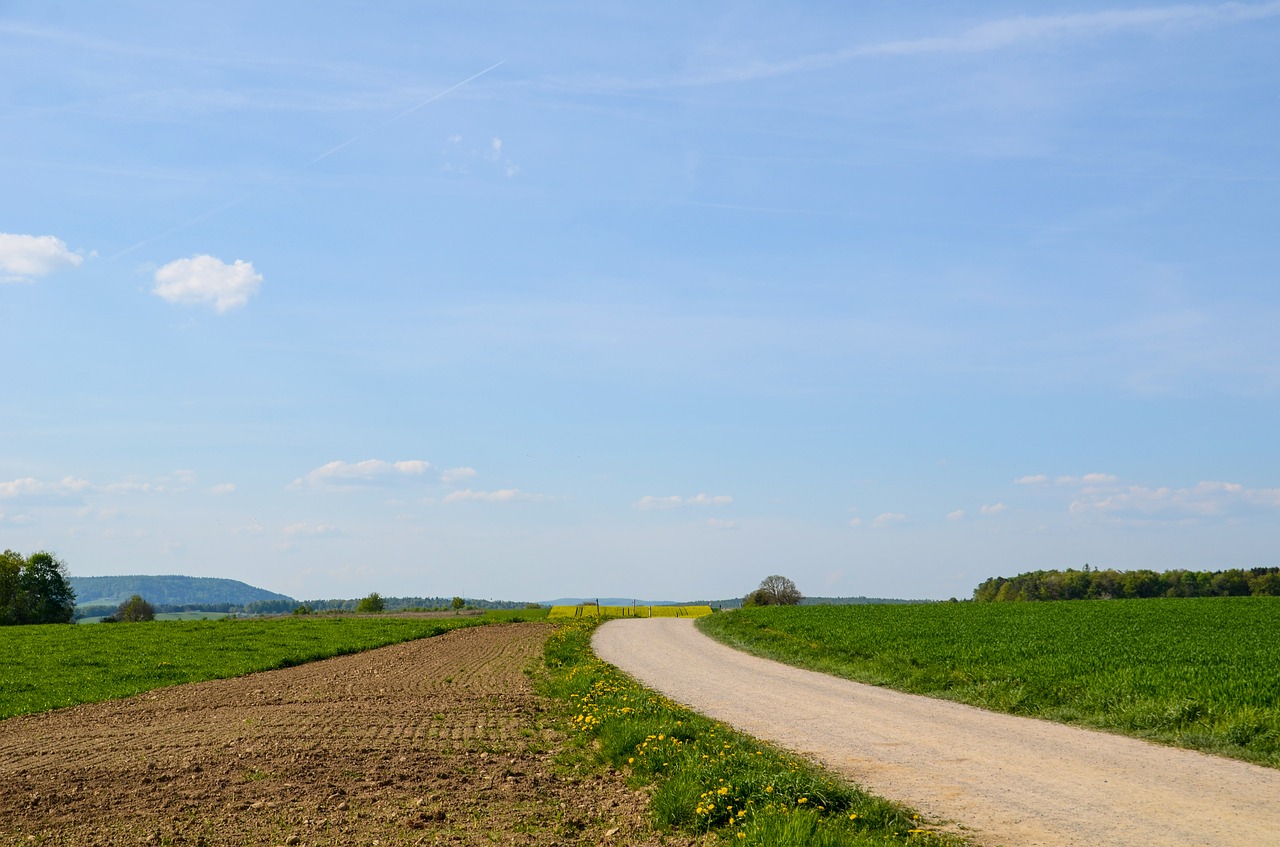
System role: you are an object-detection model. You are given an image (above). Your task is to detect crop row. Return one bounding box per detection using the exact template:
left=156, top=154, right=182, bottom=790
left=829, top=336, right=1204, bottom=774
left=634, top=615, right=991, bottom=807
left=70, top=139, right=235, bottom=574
left=0, top=615, right=487, bottom=719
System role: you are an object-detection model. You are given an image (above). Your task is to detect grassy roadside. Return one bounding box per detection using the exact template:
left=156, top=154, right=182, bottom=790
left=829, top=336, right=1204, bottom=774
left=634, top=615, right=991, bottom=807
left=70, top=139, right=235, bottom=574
left=537, top=618, right=971, bottom=847
left=0, top=614, right=500, bottom=719
left=697, top=599, right=1280, bottom=768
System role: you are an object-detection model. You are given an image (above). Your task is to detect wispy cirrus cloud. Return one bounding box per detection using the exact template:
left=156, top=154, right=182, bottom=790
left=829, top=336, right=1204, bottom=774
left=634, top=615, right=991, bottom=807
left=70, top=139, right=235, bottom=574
left=626, top=2, right=1280, bottom=88
left=0, top=233, right=84, bottom=282
left=633, top=493, right=734, bottom=510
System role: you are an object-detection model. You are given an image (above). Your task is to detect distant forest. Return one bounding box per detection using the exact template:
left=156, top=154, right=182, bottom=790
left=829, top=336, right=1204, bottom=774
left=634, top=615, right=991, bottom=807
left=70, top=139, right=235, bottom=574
left=973, top=566, right=1280, bottom=602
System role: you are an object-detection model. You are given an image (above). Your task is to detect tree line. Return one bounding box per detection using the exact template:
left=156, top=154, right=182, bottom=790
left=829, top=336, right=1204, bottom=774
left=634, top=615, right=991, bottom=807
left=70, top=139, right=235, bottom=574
left=1, top=550, right=76, bottom=625
left=973, top=566, right=1280, bottom=602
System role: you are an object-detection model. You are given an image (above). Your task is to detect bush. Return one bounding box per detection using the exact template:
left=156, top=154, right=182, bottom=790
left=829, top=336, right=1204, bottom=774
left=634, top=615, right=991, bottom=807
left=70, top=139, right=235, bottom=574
left=115, top=594, right=156, bottom=623
left=356, top=592, right=385, bottom=613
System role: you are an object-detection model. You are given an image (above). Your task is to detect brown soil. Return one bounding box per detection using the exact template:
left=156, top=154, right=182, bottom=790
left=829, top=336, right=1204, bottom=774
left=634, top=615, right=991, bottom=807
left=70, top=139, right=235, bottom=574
left=0, top=623, right=696, bottom=847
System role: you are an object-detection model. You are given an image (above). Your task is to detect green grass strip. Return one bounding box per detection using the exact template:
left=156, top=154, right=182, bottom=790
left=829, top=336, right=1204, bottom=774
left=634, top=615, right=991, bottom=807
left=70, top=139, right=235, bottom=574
left=540, top=618, right=970, bottom=847
left=698, top=597, right=1280, bottom=767
left=0, top=615, right=490, bottom=720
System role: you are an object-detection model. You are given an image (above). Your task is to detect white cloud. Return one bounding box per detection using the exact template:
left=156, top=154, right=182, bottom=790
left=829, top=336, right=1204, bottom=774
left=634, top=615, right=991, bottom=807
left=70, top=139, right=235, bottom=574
left=1015, top=474, right=1049, bottom=485
left=980, top=503, right=1008, bottom=516
left=0, top=476, right=91, bottom=498
left=152, top=254, right=262, bottom=312
left=282, top=522, right=339, bottom=536
left=443, top=488, right=547, bottom=503
left=0, top=233, right=83, bottom=282
left=1056, top=473, right=1119, bottom=486
left=1069, top=479, right=1280, bottom=519
left=292, top=459, right=432, bottom=489
left=947, top=509, right=966, bottom=521
left=210, top=483, right=236, bottom=495
left=441, top=466, right=478, bottom=485
left=707, top=518, right=738, bottom=530
left=633, top=493, right=733, bottom=510
left=870, top=512, right=908, bottom=528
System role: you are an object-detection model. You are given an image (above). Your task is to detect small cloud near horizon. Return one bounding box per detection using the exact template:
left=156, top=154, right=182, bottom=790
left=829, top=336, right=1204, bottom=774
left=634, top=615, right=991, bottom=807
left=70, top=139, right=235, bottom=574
left=634, top=493, right=733, bottom=510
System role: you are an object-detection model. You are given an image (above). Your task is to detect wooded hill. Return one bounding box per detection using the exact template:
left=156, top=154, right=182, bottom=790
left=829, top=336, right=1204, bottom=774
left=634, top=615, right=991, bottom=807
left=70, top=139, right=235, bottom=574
left=71, top=575, right=294, bottom=609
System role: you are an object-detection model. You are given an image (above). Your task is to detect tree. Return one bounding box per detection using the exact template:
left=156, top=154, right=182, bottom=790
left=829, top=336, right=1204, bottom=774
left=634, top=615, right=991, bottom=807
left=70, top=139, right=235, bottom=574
left=0, top=549, right=24, bottom=625
left=356, top=592, right=385, bottom=613
left=3, top=551, right=77, bottom=625
left=744, top=574, right=803, bottom=607
left=114, top=594, right=156, bottom=623
left=451, top=596, right=466, bottom=611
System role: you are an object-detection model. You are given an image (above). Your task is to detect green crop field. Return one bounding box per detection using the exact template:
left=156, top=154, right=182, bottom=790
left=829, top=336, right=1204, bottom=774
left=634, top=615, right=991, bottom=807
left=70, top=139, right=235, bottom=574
left=548, top=604, right=713, bottom=619
left=699, top=597, right=1280, bottom=767
left=0, top=615, right=489, bottom=720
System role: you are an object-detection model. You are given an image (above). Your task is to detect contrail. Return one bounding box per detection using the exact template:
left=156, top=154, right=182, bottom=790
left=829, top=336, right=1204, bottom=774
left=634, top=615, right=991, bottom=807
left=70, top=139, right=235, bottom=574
left=108, top=60, right=505, bottom=261
left=310, top=60, right=504, bottom=164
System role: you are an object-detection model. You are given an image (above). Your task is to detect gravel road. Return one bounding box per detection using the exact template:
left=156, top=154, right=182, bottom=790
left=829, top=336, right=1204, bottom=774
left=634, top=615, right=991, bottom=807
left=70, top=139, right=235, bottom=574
left=594, top=617, right=1280, bottom=847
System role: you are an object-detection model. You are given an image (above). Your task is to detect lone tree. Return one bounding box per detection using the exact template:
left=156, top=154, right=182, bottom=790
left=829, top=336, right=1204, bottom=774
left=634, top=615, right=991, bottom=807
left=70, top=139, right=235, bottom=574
left=356, top=592, right=385, bottom=613
left=451, top=596, right=466, bottom=611
left=743, top=574, right=803, bottom=607
left=113, top=594, right=156, bottom=623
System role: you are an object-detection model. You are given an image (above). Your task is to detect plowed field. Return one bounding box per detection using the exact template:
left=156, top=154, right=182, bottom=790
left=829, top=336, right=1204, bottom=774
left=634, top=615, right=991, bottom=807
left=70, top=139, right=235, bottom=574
left=0, top=622, right=694, bottom=847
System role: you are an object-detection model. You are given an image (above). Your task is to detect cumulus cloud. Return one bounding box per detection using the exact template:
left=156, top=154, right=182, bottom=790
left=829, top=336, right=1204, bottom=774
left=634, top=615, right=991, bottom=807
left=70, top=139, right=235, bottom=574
left=947, top=509, right=966, bottom=521
left=0, top=233, right=84, bottom=282
left=0, top=476, right=91, bottom=498
left=443, top=488, right=547, bottom=503
left=870, top=512, right=908, bottom=528
left=1015, top=474, right=1049, bottom=485
left=292, top=459, right=432, bottom=489
left=633, top=493, right=733, bottom=510
left=210, top=483, right=236, bottom=495
left=152, top=254, right=261, bottom=312
left=980, top=502, right=1008, bottom=516
left=707, top=518, right=738, bottom=530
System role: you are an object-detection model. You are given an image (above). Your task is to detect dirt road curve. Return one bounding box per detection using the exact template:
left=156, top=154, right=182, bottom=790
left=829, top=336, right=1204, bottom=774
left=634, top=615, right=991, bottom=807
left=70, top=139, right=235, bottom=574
left=594, top=617, right=1280, bottom=847
left=1, top=623, right=693, bottom=847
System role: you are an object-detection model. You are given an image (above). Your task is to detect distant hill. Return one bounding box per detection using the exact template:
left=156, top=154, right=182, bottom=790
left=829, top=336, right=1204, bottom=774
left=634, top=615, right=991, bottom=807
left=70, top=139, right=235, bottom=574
left=71, top=575, right=294, bottom=608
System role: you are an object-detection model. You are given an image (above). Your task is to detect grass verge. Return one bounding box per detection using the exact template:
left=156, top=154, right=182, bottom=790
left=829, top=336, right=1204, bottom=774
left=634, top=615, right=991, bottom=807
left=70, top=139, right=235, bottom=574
left=538, top=618, right=971, bottom=847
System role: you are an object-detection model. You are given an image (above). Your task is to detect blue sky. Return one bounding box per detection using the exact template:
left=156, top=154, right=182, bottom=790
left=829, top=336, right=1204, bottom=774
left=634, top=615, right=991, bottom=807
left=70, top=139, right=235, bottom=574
left=3, top=1, right=1278, bottom=602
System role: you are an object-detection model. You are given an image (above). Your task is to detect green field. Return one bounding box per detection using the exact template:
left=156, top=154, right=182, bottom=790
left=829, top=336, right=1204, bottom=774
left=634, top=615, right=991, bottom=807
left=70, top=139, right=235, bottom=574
left=548, top=604, right=713, bottom=619
left=698, top=597, right=1280, bottom=767
left=0, top=615, right=490, bottom=720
